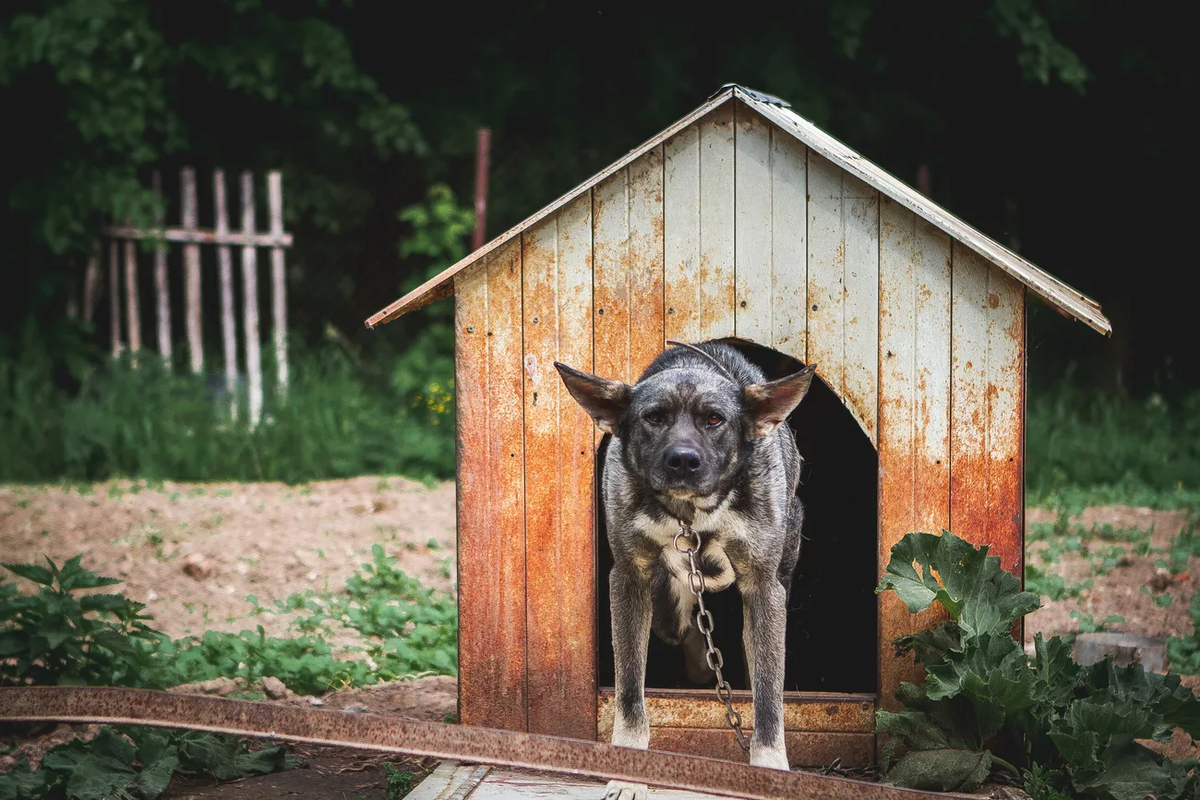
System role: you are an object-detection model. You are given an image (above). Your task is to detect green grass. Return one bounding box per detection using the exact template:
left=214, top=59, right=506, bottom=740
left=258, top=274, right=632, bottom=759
left=0, top=327, right=456, bottom=485
left=1025, top=379, right=1200, bottom=509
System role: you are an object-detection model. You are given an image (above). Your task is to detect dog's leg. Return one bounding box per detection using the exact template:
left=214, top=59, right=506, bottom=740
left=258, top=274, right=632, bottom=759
left=742, top=579, right=790, bottom=770
left=742, top=618, right=756, bottom=691
left=605, top=564, right=652, bottom=800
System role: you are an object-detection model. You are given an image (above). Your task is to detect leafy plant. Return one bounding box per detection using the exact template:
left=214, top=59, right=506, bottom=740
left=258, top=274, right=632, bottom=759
left=0, top=556, right=161, bottom=688
left=877, top=530, right=1200, bottom=799
left=1167, top=596, right=1200, bottom=676
left=1025, top=563, right=1092, bottom=601
left=0, top=726, right=293, bottom=800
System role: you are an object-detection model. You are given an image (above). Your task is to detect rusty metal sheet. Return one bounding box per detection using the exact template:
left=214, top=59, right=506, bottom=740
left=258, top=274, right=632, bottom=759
left=4, top=687, right=974, bottom=800
left=522, top=193, right=597, bottom=739
left=455, top=239, right=528, bottom=731
left=877, top=199, right=953, bottom=714
left=637, top=728, right=875, bottom=769
left=598, top=692, right=874, bottom=734
left=949, top=245, right=1025, bottom=578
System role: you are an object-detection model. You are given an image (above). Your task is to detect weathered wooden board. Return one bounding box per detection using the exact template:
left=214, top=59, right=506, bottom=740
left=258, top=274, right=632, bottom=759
left=240, top=172, right=263, bottom=426
left=455, top=238, right=528, bottom=731
left=627, top=147, right=665, bottom=374
left=664, top=124, right=701, bottom=343
left=123, top=239, right=142, bottom=355
left=410, top=762, right=731, bottom=800
left=807, top=153, right=879, bottom=444
left=734, top=105, right=773, bottom=346
left=877, top=198, right=953, bottom=712
left=151, top=171, right=172, bottom=366
left=268, top=171, right=288, bottom=395
left=770, top=125, right=808, bottom=362
left=593, top=168, right=631, bottom=383
left=181, top=168, right=203, bottom=374
left=949, top=244, right=1025, bottom=578
left=109, top=240, right=121, bottom=357
left=699, top=103, right=736, bottom=341
left=522, top=193, right=597, bottom=738
left=214, top=170, right=239, bottom=418
left=597, top=692, right=874, bottom=733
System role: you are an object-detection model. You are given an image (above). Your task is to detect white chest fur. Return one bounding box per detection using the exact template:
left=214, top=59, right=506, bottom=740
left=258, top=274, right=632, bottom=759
left=632, top=503, right=745, bottom=594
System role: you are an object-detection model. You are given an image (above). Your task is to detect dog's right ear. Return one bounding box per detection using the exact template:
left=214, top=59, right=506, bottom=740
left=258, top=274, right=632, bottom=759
left=553, top=362, right=631, bottom=435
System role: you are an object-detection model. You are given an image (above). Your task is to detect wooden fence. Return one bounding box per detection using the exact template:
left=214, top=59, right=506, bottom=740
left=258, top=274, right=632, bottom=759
left=81, top=168, right=293, bottom=425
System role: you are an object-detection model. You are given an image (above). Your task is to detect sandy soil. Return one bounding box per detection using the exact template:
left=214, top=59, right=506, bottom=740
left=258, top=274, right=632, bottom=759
left=3, top=477, right=1199, bottom=796
left=0, top=476, right=457, bottom=642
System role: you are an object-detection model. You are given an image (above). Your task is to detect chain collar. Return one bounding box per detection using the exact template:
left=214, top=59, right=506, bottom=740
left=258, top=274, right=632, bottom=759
left=673, top=520, right=751, bottom=755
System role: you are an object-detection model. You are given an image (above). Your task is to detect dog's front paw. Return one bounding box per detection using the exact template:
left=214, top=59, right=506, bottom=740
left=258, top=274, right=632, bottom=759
left=604, top=780, right=648, bottom=799
left=749, top=744, right=791, bottom=771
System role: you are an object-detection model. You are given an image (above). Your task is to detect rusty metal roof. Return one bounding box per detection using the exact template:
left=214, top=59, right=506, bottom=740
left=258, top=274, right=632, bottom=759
left=366, top=86, right=1110, bottom=336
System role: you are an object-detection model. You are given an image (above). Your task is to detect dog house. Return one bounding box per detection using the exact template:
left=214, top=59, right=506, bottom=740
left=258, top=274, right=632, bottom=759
left=365, top=85, right=1110, bottom=766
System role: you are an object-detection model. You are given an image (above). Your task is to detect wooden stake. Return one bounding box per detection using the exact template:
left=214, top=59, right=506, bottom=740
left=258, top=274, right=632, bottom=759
left=240, top=171, right=263, bottom=426
left=83, top=243, right=101, bottom=324
left=267, top=171, right=287, bottom=396
left=109, top=240, right=122, bottom=358
left=123, top=234, right=142, bottom=358
left=214, top=169, right=239, bottom=419
left=152, top=171, right=172, bottom=367
left=181, top=167, right=203, bottom=374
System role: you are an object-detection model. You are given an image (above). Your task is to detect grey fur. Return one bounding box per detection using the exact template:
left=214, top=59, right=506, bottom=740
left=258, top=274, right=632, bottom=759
left=554, top=342, right=816, bottom=795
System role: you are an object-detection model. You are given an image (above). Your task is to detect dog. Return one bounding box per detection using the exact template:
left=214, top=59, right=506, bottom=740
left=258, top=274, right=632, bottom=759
left=554, top=341, right=816, bottom=800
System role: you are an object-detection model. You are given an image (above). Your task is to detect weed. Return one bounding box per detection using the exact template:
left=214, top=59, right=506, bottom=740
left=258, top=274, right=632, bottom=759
left=1068, top=611, right=1126, bottom=634
left=1024, top=564, right=1092, bottom=601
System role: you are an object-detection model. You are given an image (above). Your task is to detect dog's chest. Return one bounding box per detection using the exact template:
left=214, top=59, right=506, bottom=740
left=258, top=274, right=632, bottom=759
left=634, top=509, right=745, bottom=593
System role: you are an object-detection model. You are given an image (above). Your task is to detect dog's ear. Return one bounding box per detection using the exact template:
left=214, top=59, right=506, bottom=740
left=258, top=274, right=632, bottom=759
left=742, top=364, right=817, bottom=439
left=554, top=362, right=631, bottom=435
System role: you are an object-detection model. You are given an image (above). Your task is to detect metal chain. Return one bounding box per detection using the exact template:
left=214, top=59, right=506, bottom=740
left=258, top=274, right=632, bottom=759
left=673, top=521, right=751, bottom=755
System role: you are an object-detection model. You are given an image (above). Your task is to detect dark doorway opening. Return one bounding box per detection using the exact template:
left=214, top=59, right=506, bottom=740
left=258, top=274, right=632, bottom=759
left=596, top=339, right=878, bottom=693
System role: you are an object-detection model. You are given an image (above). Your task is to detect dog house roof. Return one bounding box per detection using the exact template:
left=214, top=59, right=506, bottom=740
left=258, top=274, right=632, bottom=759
left=365, top=84, right=1111, bottom=336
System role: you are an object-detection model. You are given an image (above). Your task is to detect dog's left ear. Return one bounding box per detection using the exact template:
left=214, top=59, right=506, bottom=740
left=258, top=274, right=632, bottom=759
left=553, top=362, right=632, bottom=436
left=742, top=364, right=817, bottom=439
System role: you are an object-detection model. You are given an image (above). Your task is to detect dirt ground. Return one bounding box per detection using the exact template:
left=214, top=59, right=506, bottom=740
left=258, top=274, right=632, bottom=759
left=2, top=478, right=1198, bottom=796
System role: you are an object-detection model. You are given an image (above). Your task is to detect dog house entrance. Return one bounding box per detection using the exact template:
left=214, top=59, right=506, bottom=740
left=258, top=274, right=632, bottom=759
left=596, top=340, right=878, bottom=694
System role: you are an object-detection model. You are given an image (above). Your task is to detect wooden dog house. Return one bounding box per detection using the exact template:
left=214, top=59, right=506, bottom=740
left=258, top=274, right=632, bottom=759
left=366, top=85, right=1110, bottom=766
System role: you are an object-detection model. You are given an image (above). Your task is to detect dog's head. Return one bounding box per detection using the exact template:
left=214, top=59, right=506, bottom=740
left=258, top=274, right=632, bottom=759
left=554, top=345, right=815, bottom=500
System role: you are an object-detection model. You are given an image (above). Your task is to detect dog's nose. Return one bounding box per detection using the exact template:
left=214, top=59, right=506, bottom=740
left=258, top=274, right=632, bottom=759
left=665, top=447, right=702, bottom=475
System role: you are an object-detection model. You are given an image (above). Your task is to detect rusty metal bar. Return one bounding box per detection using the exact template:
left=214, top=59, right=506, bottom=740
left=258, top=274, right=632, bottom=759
left=0, top=687, right=965, bottom=800
left=472, top=128, right=491, bottom=252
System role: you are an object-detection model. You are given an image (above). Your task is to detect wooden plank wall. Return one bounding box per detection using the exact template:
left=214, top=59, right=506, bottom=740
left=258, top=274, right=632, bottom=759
left=453, top=99, right=1026, bottom=741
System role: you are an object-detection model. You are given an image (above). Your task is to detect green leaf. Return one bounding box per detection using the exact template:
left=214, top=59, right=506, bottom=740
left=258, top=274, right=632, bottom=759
left=1072, top=743, right=1174, bottom=800
left=883, top=748, right=993, bottom=792
left=877, top=530, right=1040, bottom=641
left=78, top=593, right=134, bottom=612
left=135, top=746, right=180, bottom=797
left=1, top=562, right=55, bottom=585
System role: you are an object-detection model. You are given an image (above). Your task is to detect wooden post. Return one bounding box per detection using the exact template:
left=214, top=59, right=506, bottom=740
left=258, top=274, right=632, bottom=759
left=123, top=234, right=142, bottom=358
left=152, top=171, right=173, bottom=367
left=83, top=243, right=101, bottom=324
left=267, top=171, right=287, bottom=396
left=240, top=171, right=263, bottom=426
left=473, top=128, right=491, bottom=251
left=214, top=169, right=240, bottom=419
left=181, top=168, right=203, bottom=374
left=109, top=240, right=122, bottom=357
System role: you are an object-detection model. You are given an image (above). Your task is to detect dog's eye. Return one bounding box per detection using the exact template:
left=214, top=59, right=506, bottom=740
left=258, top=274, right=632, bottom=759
left=705, top=413, right=725, bottom=428
left=644, top=411, right=665, bottom=425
